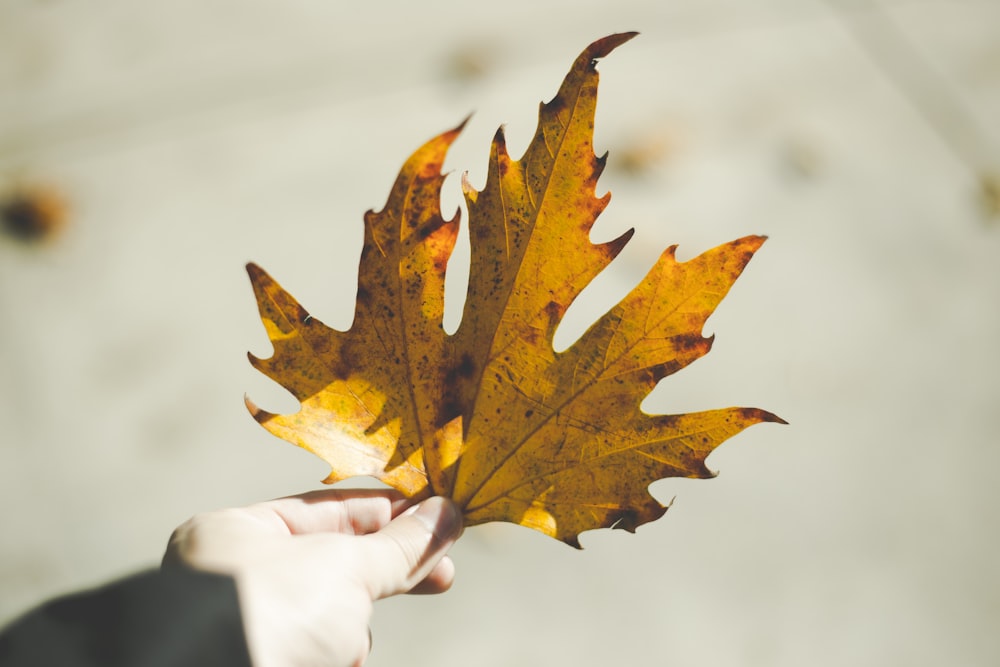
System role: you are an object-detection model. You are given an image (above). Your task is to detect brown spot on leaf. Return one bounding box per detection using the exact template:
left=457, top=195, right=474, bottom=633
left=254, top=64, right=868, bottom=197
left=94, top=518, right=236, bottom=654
left=546, top=94, right=568, bottom=116
left=455, top=353, right=476, bottom=379
left=672, top=332, right=708, bottom=353
left=444, top=353, right=477, bottom=386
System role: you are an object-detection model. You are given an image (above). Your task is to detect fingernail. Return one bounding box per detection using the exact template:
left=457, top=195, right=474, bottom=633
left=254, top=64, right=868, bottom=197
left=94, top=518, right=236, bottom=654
left=411, top=496, right=462, bottom=541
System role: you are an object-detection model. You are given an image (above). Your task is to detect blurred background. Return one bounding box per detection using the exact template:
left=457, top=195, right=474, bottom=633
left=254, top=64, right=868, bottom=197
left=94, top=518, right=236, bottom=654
left=2, top=0, right=998, bottom=665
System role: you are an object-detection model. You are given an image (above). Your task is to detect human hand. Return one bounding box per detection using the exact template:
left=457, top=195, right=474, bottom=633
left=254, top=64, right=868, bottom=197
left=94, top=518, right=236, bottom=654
left=163, top=489, right=463, bottom=667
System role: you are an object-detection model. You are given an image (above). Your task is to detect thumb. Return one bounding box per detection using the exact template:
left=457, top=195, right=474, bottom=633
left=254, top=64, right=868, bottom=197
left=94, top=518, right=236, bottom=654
left=358, top=496, right=463, bottom=599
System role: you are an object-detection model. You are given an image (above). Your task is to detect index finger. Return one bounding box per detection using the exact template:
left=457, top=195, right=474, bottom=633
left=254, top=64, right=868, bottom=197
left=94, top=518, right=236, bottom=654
left=254, top=487, right=411, bottom=536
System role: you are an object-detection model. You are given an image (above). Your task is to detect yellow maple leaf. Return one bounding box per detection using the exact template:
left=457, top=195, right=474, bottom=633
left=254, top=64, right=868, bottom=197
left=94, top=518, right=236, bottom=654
left=246, top=32, right=784, bottom=547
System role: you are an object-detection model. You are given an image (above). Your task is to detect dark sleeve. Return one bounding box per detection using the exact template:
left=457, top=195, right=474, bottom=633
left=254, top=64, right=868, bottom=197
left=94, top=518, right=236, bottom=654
left=0, top=567, right=253, bottom=667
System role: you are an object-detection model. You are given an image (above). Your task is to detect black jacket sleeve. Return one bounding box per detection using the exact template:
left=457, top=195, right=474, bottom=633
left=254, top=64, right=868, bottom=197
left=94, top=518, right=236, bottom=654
left=0, top=567, right=253, bottom=667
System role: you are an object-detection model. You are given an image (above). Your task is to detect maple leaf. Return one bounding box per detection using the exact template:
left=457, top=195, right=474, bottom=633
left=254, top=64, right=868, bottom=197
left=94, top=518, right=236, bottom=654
left=245, top=32, right=784, bottom=547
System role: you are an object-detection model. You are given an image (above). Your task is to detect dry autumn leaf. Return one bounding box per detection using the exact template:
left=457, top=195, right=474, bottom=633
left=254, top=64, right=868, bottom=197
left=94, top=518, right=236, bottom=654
left=246, top=32, right=784, bottom=547
left=1, top=185, right=67, bottom=242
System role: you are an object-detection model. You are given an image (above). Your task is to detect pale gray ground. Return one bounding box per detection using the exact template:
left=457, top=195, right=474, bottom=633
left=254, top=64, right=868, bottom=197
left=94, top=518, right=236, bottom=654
left=1, top=1, right=998, bottom=665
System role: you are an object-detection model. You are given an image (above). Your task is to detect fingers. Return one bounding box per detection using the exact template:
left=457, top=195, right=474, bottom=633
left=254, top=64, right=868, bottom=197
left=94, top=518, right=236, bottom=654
left=357, top=496, right=463, bottom=600
left=408, top=555, right=457, bottom=595
left=255, top=488, right=408, bottom=536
